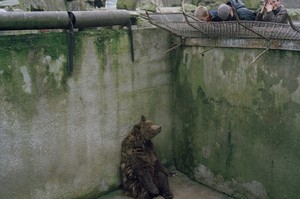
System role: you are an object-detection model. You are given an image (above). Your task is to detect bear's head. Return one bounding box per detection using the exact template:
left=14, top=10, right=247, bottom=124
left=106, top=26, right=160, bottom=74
left=133, top=115, right=161, bottom=140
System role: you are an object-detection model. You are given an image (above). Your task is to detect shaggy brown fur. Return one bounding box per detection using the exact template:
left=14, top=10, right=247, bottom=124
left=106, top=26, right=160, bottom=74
left=120, top=115, right=173, bottom=199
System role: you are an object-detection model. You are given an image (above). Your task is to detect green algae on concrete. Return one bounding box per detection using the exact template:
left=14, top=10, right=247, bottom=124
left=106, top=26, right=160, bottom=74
left=0, top=33, right=68, bottom=119
left=94, top=28, right=127, bottom=70
left=172, top=47, right=300, bottom=199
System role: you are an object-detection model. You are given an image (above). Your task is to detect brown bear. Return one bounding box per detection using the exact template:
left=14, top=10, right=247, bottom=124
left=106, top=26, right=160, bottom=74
left=120, top=115, right=173, bottom=199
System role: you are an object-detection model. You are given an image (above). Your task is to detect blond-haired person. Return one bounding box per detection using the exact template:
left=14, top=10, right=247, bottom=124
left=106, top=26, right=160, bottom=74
left=194, top=6, right=210, bottom=21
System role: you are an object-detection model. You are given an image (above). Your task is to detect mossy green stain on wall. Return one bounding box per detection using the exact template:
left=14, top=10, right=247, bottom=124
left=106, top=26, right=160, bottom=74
left=94, top=29, right=126, bottom=69
left=0, top=33, right=68, bottom=119
left=173, top=47, right=300, bottom=199
left=172, top=47, right=216, bottom=175
left=94, top=28, right=132, bottom=119
left=173, top=79, right=198, bottom=174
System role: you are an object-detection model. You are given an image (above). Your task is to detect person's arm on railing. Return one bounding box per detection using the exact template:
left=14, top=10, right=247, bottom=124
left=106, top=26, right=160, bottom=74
left=256, top=0, right=268, bottom=21
left=256, top=12, right=263, bottom=21
left=256, top=0, right=287, bottom=23
left=264, top=7, right=287, bottom=23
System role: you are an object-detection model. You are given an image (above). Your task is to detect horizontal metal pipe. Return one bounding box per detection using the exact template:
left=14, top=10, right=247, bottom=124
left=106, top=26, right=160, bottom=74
left=71, top=10, right=130, bottom=29
left=0, top=11, right=70, bottom=30
left=0, top=10, right=131, bottom=31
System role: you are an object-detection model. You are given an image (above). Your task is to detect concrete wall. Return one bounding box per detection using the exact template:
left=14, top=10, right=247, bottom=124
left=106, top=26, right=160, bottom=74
left=2, top=25, right=300, bottom=199
left=0, top=28, right=174, bottom=199
left=172, top=46, right=300, bottom=199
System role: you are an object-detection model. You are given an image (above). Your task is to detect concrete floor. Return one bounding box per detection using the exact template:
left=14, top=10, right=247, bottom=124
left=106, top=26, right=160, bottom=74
left=98, top=171, right=233, bottom=199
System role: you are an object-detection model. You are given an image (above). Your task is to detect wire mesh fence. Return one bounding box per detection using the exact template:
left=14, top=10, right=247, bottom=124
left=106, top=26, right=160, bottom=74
left=146, top=13, right=300, bottom=41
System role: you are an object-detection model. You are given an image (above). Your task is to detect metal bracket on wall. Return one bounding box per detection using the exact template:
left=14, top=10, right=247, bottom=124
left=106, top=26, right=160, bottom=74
left=250, top=47, right=270, bottom=65
left=127, top=20, right=135, bottom=62
left=199, top=46, right=215, bottom=56
left=67, top=12, right=75, bottom=75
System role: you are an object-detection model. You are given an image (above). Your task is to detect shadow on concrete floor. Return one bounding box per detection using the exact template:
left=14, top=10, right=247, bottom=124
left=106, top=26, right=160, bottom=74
left=98, top=171, right=233, bottom=199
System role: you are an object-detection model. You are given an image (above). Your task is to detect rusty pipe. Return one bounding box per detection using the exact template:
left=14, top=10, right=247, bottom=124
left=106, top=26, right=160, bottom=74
left=0, top=10, right=131, bottom=30
left=0, top=11, right=70, bottom=30
left=70, top=10, right=130, bottom=29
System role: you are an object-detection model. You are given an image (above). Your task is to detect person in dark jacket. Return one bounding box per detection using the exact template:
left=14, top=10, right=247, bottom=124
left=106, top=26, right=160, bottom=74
left=226, top=0, right=256, bottom=20
left=256, top=0, right=288, bottom=23
left=194, top=5, right=235, bottom=22
left=216, top=4, right=236, bottom=21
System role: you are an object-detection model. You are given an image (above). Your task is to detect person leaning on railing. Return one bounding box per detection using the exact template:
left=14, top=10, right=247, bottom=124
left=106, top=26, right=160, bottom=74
left=194, top=4, right=235, bottom=22
left=194, top=2, right=256, bottom=22
left=194, top=6, right=211, bottom=21
left=226, top=0, right=256, bottom=21
left=255, top=0, right=288, bottom=23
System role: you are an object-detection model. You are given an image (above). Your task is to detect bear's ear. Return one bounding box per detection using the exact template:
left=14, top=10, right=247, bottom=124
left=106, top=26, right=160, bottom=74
left=141, top=115, right=146, bottom=122
left=133, top=123, right=141, bottom=132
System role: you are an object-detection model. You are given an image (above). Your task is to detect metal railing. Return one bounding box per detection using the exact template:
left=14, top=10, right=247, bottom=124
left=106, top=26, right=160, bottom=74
left=145, top=12, right=300, bottom=41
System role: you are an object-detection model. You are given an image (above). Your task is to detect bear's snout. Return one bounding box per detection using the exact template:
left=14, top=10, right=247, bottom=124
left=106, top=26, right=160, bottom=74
left=155, top=125, right=161, bottom=133
left=151, top=125, right=161, bottom=136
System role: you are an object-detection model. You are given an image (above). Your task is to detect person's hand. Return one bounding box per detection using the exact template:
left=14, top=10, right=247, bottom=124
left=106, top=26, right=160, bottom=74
left=260, top=3, right=267, bottom=14
left=265, top=1, right=273, bottom=12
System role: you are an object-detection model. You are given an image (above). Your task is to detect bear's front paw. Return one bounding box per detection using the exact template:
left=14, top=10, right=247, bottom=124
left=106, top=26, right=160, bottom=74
left=162, top=192, right=174, bottom=199
left=149, top=186, right=159, bottom=196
